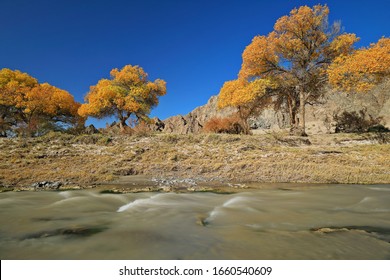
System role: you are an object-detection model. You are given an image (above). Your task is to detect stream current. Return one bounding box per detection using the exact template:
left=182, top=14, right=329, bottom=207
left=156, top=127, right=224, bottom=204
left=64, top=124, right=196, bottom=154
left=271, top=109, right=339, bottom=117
left=1, top=184, right=389, bottom=259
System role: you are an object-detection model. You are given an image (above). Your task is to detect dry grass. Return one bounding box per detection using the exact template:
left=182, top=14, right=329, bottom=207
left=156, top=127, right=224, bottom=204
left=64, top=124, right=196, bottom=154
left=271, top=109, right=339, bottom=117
left=0, top=132, right=389, bottom=190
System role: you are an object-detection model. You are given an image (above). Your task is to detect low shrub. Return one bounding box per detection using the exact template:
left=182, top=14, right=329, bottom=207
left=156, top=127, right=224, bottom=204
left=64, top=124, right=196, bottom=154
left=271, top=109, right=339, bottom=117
left=334, top=110, right=385, bottom=133
left=203, top=115, right=245, bottom=134
left=131, top=121, right=153, bottom=137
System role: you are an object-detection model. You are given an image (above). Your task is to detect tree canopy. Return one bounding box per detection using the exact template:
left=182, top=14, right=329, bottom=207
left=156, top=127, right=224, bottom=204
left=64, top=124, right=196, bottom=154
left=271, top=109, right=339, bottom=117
left=0, top=68, right=81, bottom=136
left=328, top=37, right=390, bottom=92
left=78, top=65, right=166, bottom=129
left=218, top=4, right=359, bottom=135
left=217, top=78, right=276, bottom=133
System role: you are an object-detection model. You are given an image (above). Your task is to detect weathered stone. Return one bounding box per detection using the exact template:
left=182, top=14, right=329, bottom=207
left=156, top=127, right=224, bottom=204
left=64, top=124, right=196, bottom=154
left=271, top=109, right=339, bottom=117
left=31, top=181, right=63, bottom=190
left=162, top=95, right=236, bottom=134
left=161, top=80, right=390, bottom=135
left=148, top=117, right=165, bottom=131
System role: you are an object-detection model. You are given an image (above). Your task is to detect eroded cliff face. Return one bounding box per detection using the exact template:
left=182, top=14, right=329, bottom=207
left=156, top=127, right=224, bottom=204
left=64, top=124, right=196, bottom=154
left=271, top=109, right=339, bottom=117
left=149, top=96, right=236, bottom=134
left=302, top=81, right=390, bottom=134
left=151, top=80, right=390, bottom=134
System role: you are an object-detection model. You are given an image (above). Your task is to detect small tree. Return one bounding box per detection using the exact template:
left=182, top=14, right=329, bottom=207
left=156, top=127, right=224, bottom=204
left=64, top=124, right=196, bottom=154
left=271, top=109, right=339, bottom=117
left=217, top=78, right=275, bottom=134
left=78, top=65, right=166, bottom=130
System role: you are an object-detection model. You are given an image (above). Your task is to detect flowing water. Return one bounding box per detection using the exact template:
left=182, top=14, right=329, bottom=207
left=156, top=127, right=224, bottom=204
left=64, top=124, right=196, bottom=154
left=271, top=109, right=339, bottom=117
left=1, top=184, right=390, bottom=259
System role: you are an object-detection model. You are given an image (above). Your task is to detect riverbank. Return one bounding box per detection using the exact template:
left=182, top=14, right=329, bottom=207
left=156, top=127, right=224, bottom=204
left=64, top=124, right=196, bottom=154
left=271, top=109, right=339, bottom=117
left=0, top=132, right=389, bottom=193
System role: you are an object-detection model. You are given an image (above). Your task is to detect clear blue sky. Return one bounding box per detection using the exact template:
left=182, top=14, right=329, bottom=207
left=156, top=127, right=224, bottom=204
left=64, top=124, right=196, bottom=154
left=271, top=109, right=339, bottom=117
left=1, top=0, right=389, bottom=127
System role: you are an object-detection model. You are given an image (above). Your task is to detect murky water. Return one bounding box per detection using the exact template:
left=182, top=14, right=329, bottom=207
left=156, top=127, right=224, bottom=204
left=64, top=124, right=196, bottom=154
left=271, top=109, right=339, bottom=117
left=1, top=184, right=390, bottom=259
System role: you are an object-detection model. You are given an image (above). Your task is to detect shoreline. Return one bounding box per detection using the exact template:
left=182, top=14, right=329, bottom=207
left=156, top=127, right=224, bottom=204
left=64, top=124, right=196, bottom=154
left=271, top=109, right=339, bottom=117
left=3, top=175, right=390, bottom=194
left=1, top=132, right=389, bottom=193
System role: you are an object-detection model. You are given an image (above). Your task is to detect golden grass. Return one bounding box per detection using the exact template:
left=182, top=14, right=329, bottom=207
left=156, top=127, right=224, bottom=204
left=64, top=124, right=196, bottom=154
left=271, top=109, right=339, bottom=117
left=0, top=132, right=389, bottom=190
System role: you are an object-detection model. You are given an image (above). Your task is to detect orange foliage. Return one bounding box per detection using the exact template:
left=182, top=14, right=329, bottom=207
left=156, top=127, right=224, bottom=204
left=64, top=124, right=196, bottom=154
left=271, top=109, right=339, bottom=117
left=238, top=34, right=279, bottom=80
left=27, top=83, right=80, bottom=117
left=0, top=68, right=38, bottom=109
left=217, top=78, right=274, bottom=134
left=220, top=4, right=360, bottom=135
left=0, top=68, right=80, bottom=135
left=217, top=78, right=275, bottom=110
left=203, top=115, right=244, bottom=134
left=239, top=5, right=358, bottom=83
left=328, top=37, right=390, bottom=92
left=78, top=65, right=166, bottom=128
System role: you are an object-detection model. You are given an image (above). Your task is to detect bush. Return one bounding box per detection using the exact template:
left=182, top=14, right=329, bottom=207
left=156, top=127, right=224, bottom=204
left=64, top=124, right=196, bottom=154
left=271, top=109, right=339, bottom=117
left=131, top=121, right=153, bottom=137
left=334, top=110, right=386, bottom=133
left=203, top=115, right=245, bottom=134
left=367, top=125, right=390, bottom=133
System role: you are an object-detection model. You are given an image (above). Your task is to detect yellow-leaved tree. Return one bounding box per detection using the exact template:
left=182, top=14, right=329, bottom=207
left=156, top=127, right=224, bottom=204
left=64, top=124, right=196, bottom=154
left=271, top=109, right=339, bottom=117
left=217, top=78, right=276, bottom=134
left=328, top=37, right=390, bottom=92
left=78, top=65, right=166, bottom=130
left=218, top=5, right=359, bottom=135
left=0, top=68, right=81, bottom=136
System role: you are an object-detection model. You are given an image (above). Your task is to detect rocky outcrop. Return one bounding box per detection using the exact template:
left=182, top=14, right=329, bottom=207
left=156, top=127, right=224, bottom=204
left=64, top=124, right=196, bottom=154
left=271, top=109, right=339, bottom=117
left=158, top=80, right=390, bottom=134
left=147, top=117, right=165, bottom=132
left=304, top=81, right=390, bottom=134
left=160, top=96, right=236, bottom=134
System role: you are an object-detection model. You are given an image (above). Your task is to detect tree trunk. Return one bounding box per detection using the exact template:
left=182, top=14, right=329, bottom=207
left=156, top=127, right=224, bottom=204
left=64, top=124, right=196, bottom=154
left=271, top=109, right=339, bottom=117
left=118, top=117, right=128, bottom=132
left=287, top=97, right=295, bottom=128
left=298, top=90, right=307, bottom=136
left=288, top=93, right=300, bottom=135
left=116, top=110, right=133, bottom=133
left=237, top=107, right=251, bottom=135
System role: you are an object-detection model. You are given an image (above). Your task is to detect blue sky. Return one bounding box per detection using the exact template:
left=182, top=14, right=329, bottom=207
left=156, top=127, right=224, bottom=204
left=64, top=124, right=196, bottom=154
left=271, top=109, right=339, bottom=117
left=1, top=0, right=389, bottom=127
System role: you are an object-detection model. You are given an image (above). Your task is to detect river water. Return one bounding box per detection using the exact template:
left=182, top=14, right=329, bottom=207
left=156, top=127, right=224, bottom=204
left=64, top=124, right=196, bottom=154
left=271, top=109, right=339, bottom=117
left=1, top=184, right=390, bottom=259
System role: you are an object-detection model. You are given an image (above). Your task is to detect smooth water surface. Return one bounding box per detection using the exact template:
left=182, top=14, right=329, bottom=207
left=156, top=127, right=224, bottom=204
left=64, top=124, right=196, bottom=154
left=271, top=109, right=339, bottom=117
left=1, top=184, right=390, bottom=259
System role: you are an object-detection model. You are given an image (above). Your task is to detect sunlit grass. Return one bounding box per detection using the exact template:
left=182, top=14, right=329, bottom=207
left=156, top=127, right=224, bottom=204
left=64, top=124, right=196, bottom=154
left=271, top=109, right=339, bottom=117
left=0, top=132, right=389, bottom=190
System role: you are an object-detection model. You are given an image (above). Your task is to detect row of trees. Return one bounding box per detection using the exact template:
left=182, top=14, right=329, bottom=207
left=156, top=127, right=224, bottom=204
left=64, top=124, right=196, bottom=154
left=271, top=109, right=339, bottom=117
left=217, top=5, right=390, bottom=135
left=2, top=5, right=388, bottom=137
left=0, top=65, right=166, bottom=136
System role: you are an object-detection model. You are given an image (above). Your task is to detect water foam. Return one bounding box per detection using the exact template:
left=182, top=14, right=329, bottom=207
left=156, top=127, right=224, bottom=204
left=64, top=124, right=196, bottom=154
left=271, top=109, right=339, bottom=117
left=205, top=196, right=259, bottom=223
left=116, top=194, right=172, bottom=212
left=369, top=187, right=390, bottom=192
left=58, top=191, right=72, bottom=199
left=222, top=196, right=248, bottom=207
left=50, top=196, right=86, bottom=206
left=358, top=197, right=374, bottom=204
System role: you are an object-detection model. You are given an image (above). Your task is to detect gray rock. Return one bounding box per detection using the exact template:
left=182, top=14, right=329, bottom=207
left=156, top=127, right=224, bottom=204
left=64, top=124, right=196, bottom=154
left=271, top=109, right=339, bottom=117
left=85, top=124, right=100, bottom=134
left=161, top=95, right=236, bottom=134
left=31, top=181, right=62, bottom=190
